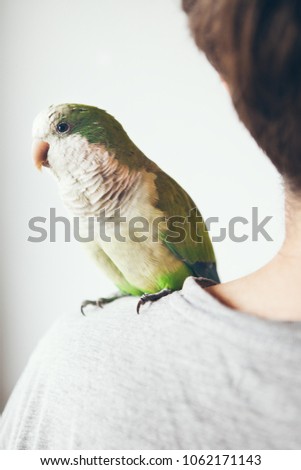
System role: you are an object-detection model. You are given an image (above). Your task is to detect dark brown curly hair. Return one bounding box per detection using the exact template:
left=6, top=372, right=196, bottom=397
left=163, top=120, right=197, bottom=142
left=183, top=0, right=301, bottom=191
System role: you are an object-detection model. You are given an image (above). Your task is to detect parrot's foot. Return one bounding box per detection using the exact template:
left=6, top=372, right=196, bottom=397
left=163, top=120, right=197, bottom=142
left=136, top=289, right=172, bottom=314
left=81, top=292, right=129, bottom=316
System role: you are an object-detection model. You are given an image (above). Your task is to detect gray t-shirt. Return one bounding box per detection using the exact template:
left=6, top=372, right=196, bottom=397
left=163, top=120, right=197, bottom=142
left=1, top=277, right=301, bottom=450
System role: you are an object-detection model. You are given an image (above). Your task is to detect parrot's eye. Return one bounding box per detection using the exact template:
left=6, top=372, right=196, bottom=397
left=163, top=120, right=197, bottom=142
left=56, top=122, right=70, bottom=134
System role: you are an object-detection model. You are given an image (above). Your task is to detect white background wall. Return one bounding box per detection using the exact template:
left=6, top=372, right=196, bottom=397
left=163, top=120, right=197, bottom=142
left=0, top=0, right=284, bottom=410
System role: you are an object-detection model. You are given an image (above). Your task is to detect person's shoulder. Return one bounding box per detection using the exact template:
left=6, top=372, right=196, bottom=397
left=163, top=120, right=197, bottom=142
left=25, top=280, right=225, bottom=372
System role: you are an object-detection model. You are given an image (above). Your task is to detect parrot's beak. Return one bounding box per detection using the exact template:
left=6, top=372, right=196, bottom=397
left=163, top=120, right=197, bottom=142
left=32, top=140, right=50, bottom=170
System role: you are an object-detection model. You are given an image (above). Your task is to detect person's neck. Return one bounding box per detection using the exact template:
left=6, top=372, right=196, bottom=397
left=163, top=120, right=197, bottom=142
left=206, top=188, right=301, bottom=322
left=281, top=187, right=301, bottom=260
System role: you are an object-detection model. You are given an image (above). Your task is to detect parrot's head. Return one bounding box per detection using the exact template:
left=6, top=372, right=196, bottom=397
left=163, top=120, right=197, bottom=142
left=32, top=103, right=129, bottom=178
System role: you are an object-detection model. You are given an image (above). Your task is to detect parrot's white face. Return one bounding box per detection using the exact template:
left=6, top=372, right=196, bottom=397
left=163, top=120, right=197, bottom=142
left=31, top=104, right=140, bottom=217
left=32, top=104, right=105, bottom=180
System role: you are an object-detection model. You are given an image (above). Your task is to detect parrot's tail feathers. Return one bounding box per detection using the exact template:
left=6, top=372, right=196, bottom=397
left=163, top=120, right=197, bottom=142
left=190, top=261, right=220, bottom=284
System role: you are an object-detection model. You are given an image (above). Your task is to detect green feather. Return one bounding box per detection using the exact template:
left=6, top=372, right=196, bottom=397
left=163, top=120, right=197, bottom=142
left=154, top=171, right=219, bottom=282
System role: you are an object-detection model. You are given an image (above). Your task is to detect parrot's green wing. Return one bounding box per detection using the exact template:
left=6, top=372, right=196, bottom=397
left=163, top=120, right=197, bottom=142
left=155, top=171, right=220, bottom=284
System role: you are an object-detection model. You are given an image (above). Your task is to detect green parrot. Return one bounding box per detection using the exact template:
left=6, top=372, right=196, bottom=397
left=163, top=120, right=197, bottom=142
left=32, top=103, right=220, bottom=313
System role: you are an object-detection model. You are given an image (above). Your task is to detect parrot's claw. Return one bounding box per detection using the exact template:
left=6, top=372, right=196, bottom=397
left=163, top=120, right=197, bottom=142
left=81, top=293, right=129, bottom=316
left=81, top=299, right=104, bottom=316
left=136, top=289, right=172, bottom=314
